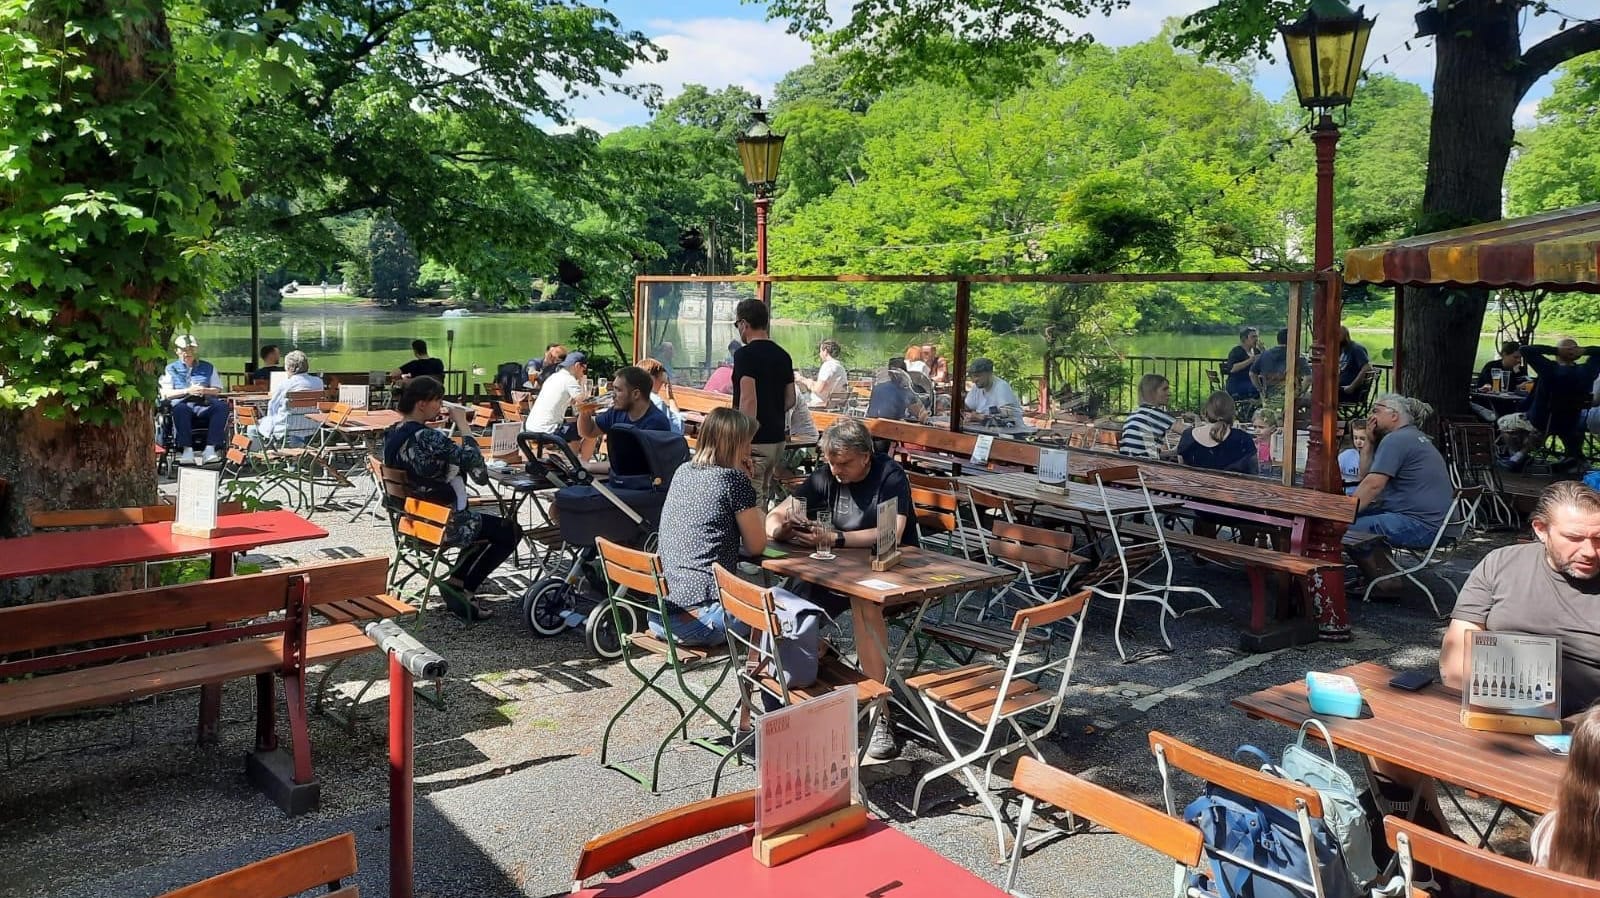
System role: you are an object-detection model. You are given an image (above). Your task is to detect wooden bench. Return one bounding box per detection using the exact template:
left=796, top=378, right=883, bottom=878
left=158, top=832, right=359, bottom=898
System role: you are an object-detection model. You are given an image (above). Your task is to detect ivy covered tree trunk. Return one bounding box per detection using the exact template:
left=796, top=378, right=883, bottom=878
left=0, top=1, right=233, bottom=602
left=1400, top=0, right=1521, bottom=417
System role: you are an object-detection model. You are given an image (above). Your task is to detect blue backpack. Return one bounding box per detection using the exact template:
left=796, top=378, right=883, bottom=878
left=1183, top=781, right=1357, bottom=898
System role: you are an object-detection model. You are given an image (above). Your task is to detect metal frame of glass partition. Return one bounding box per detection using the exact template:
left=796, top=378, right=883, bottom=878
left=632, top=271, right=1342, bottom=491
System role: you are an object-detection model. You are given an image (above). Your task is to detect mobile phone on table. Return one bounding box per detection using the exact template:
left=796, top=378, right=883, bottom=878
left=1388, top=670, right=1434, bottom=691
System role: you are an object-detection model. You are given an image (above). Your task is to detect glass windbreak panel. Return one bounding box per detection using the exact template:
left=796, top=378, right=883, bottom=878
left=767, top=280, right=956, bottom=420
left=638, top=279, right=759, bottom=388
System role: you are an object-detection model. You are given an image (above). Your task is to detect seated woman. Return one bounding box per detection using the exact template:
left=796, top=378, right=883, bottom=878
left=764, top=418, right=915, bottom=760
left=1531, top=706, right=1600, bottom=879
left=257, top=350, right=324, bottom=446
left=384, top=376, right=520, bottom=621
left=1118, top=373, right=1180, bottom=460
left=1176, top=392, right=1259, bottom=540
left=654, top=407, right=766, bottom=645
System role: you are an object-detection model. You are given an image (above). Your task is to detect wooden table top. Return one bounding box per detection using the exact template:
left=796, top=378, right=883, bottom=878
left=762, top=545, right=1013, bottom=608
left=307, top=409, right=402, bottom=430
left=574, top=819, right=1007, bottom=898
left=0, top=511, right=327, bottom=580
left=960, top=470, right=1183, bottom=516
left=1232, top=661, right=1566, bottom=814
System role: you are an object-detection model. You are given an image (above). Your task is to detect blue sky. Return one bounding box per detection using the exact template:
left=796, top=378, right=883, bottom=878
left=568, top=0, right=1563, bottom=133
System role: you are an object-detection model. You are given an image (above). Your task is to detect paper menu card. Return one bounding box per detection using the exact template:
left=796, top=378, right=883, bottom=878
left=269, top=370, right=288, bottom=396
left=970, top=434, right=994, bottom=465
left=491, top=422, right=521, bottom=458
left=338, top=384, right=369, bottom=409
left=1463, top=631, right=1561, bottom=718
left=1037, top=447, right=1068, bottom=486
left=174, top=467, right=221, bottom=536
left=873, top=497, right=897, bottom=559
left=755, top=687, right=858, bottom=838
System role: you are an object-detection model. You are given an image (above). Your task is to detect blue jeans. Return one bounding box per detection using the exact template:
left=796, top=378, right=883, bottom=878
left=1348, top=511, right=1438, bottom=554
left=170, top=397, right=229, bottom=448
left=649, top=603, right=732, bottom=646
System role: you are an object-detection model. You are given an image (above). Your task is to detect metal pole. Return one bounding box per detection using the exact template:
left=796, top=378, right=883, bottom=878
left=388, top=650, right=414, bottom=898
left=755, top=193, right=771, bottom=305
left=952, top=281, right=971, bottom=435
left=250, top=269, right=262, bottom=373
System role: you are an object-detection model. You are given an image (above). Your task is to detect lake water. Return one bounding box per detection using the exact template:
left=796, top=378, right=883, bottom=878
left=188, top=299, right=1504, bottom=379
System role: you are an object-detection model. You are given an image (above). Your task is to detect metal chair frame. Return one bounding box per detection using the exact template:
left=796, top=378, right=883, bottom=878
left=1360, top=486, right=1484, bottom=616
left=594, top=538, right=734, bottom=793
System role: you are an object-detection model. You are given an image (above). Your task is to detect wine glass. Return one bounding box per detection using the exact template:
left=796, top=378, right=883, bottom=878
left=811, top=507, right=835, bottom=560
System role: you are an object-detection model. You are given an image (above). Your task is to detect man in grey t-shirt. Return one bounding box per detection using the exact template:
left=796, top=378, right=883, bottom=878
left=1346, top=394, right=1454, bottom=594
left=1367, top=482, right=1600, bottom=835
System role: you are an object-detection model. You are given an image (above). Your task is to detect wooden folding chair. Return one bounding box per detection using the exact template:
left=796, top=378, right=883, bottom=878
left=158, top=832, right=358, bottom=898
left=1149, top=730, right=1335, bottom=898
left=1384, top=815, right=1600, bottom=898
left=594, top=538, right=733, bottom=792
left=1005, top=756, right=1204, bottom=898
left=709, top=564, right=890, bottom=796
left=1360, top=486, right=1483, bottom=616
left=906, top=590, right=1090, bottom=856
left=571, top=790, right=756, bottom=892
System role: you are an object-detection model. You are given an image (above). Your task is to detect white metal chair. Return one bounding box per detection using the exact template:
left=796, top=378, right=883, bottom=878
left=1004, top=756, right=1206, bottom=898
left=905, top=589, right=1090, bottom=856
left=1083, top=465, right=1220, bottom=661
left=1361, top=486, right=1483, bottom=616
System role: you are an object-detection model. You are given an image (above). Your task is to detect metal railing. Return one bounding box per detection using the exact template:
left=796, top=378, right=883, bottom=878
left=1057, top=355, right=1393, bottom=417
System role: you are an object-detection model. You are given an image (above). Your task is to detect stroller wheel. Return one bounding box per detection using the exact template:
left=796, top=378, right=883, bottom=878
left=584, top=604, right=636, bottom=660
left=522, top=577, right=576, bottom=637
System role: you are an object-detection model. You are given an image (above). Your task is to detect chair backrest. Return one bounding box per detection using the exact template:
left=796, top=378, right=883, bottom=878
left=961, top=590, right=1089, bottom=739
left=1148, top=730, right=1331, bottom=898
left=595, top=537, right=673, bottom=623
left=374, top=461, right=411, bottom=512
left=713, top=563, right=798, bottom=700
left=235, top=403, right=260, bottom=427
left=496, top=401, right=525, bottom=422
left=963, top=485, right=1016, bottom=528
left=1006, top=756, right=1202, bottom=896
left=1384, top=815, right=1600, bottom=898
left=398, top=496, right=453, bottom=547
left=471, top=403, right=495, bottom=430
left=158, top=832, right=358, bottom=898
left=325, top=402, right=353, bottom=427
left=571, top=790, right=757, bottom=889
left=910, top=485, right=959, bottom=536
left=907, top=471, right=955, bottom=492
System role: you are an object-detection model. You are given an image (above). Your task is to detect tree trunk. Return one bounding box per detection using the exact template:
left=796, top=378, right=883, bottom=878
left=1401, top=0, right=1522, bottom=417
left=0, top=2, right=169, bottom=604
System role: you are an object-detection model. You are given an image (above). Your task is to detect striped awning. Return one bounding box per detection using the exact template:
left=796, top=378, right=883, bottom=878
left=1343, top=202, right=1600, bottom=293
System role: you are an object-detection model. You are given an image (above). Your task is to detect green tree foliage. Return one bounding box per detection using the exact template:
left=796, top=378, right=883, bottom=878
left=1506, top=54, right=1600, bottom=215
left=0, top=0, right=235, bottom=419
left=367, top=211, right=420, bottom=306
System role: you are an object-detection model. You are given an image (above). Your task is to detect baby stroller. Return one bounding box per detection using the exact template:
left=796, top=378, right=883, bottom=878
left=515, top=425, right=688, bottom=659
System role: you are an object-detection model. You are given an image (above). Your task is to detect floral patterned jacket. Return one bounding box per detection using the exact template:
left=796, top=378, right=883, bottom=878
left=385, top=421, right=489, bottom=545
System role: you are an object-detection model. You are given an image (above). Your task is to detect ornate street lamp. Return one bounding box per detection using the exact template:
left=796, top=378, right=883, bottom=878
left=735, top=102, right=785, bottom=303
left=1280, top=0, right=1372, bottom=643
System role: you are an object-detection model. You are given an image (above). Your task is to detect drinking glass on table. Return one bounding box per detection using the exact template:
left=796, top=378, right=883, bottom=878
left=810, top=506, right=836, bottom=561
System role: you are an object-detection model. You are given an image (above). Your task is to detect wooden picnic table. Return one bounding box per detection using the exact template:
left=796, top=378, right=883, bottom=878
left=1233, top=661, right=1565, bottom=817
left=574, top=818, right=1008, bottom=897
left=306, top=409, right=402, bottom=431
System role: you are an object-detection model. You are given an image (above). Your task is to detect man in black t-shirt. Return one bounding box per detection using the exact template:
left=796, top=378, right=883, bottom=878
left=732, top=298, right=795, bottom=502
left=393, top=339, right=446, bottom=383
left=1223, top=326, right=1260, bottom=399
left=248, top=345, right=283, bottom=385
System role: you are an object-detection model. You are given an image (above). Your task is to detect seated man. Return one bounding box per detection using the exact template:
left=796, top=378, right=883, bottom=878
left=160, top=335, right=229, bottom=465
left=525, top=351, right=588, bottom=440
left=248, top=344, right=283, bottom=385
left=765, top=418, right=915, bottom=761
left=1368, top=481, right=1600, bottom=831
left=575, top=365, right=673, bottom=478
left=1337, top=326, right=1374, bottom=405
left=257, top=350, right=325, bottom=446
left=1475, top=341, right=1527, bottom=391
left=962, top=357, right=1021, bottom=425
left=1512, top=339, right=1600, bottom=472
left=704, top=341, right=740, bottom=395
left=1223, top=326, right=1261, bottom=400
left=865, top=361, right=928, bottom=423
left=391, top=339, right=445, bottom=384
left=1250, top=328, right=1311, bottom=398
left=1346, top=394, right=1453, bottom=596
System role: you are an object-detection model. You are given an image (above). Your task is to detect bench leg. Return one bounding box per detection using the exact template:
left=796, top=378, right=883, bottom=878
left=255, top=673, right=278, bottom=753
left=1247, top=567, right=1269, bottom=634
left=282, top=673, right=315, bottom=785
left=197, top=685, right=223, bottom=746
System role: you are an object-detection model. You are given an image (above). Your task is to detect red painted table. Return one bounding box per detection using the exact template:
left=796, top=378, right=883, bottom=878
left=573, top=820, right=1007, bottom=897
left=0, top=510, right=328, bottom=741
left=0, top=510, right=327, bottom=580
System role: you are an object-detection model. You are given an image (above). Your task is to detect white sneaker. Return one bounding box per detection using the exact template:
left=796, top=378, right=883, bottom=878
left=201, top=446, right=221, bottom=464
left=178, top=447, right=197, bottom=465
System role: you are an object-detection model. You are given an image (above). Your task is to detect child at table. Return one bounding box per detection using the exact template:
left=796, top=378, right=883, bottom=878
left=1339, top=422, right=1367, bottom=495
left=1531, top=705, right=1600, bottom=879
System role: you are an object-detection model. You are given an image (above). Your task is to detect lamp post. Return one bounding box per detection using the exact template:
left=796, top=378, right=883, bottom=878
left=735, top=102, right=785, bottom=304
left=1280, top=0, right=1373, bottom=642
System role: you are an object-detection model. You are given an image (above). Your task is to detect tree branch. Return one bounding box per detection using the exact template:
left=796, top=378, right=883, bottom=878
left=1518, top=20, right=1600, bottom=97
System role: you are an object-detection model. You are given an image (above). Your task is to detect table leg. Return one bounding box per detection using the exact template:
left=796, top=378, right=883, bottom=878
left=198, top=549, right=236, bottom=745
left=1306, top=519, right=1350, bottom=641
left=847, top=597, right=939, bottom=740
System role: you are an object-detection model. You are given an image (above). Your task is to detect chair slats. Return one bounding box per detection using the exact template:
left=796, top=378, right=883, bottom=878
left=1385, top=815, right=1600, bottom=896
left=1011, top=589, right=1090, bottom=631
left=1149, top=730, right=1323, bottom=817
left=1013, top=757, right=1204, bottom=867
left=157, top=832, right=357, bottom=898
left=572, top=791, right=756, bottom=886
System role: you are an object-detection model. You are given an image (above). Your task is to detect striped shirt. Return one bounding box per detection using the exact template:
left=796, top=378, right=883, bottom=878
left=1119, top=405, right=1174, bottom=459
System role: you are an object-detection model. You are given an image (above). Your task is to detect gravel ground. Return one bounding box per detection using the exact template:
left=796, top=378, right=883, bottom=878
left=0, top=477, right=1523, bottom=898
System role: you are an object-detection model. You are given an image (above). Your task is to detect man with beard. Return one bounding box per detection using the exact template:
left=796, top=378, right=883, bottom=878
left=1345, top=394, right=1454, bottom=595
left=1366, top=482, right=1600, bottom=841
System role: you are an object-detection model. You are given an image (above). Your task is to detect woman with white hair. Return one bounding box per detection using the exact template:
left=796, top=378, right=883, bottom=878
left=258, top=350, right=324, bottom=445
left=1345, top=393, right=1454, bottom=596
